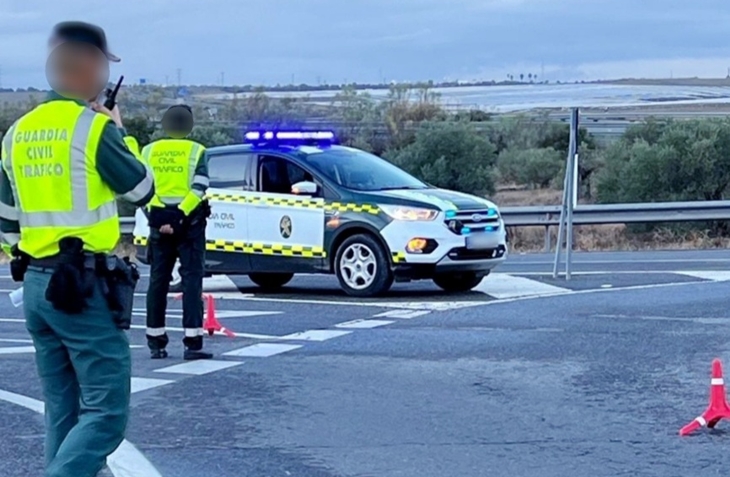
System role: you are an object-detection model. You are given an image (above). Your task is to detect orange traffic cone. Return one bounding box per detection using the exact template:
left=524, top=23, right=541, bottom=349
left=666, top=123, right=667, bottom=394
left=202, top=293, right=236, bottom=338
left=679, top=358, right=730, bottom=435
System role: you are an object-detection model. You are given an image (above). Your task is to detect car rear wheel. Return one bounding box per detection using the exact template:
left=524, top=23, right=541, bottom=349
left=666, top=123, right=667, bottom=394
left=433, top=271, right=485, bottom=293
left=334, top=234, right=393, bottom=297
left=248, top=272, right=294, bottom=290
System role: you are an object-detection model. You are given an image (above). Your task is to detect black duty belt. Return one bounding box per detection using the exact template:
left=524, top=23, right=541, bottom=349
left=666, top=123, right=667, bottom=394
left=29, top=255, right=66, bottom=269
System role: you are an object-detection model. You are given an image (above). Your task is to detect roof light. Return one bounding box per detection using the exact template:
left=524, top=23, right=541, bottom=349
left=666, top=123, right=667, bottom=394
left=243, top=129, right=337, bottom=145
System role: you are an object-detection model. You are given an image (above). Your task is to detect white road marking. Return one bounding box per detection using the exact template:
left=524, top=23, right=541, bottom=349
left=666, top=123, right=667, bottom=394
left=0, top=346, right=35, bottom=354
left=202, top=275, right=240, bottom=291
left=373, top=310, right=431, bottom=319
left=279, top=330, right=352, bottom=341
left=127, top=324, right=279, bottom=340
left=131, top=310, right=282, bottom=319
left=675, top=271, right=730, bottom=281
left=0, top=338, right=32, bottom=343
left=474, top=273, right=571, bottom=299
left=335, top=319, right=395, bottom=328
left=130, top=377, right=174, bottom=393
left=0, top=389, right=162, bottom=477
left=593, top=314, right=730, bottom=324
left=154, top=360, right=242, bottom=375
left=224, top=343, right=302, bottom=357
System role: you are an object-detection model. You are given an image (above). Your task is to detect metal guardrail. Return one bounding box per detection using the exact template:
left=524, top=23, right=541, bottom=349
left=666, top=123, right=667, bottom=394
left=120, top=199, right=730, bottom=237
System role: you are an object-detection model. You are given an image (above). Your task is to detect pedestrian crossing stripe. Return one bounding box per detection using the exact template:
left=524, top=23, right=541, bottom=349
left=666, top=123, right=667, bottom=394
left=205, top=192, right=380, bottom=215
left=134, top=236, right=326, bottom=258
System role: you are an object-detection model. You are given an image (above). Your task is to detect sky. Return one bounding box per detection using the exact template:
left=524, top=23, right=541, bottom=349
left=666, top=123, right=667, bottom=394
left=1, top=0, right=730, bottom=88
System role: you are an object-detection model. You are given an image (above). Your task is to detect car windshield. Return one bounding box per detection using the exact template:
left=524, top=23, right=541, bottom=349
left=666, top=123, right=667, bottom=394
left=300, top=147, right=429, bottom=191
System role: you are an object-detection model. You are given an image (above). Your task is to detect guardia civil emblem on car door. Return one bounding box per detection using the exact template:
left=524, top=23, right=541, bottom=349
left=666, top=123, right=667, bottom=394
left=279, top=215, right=292, bottom=238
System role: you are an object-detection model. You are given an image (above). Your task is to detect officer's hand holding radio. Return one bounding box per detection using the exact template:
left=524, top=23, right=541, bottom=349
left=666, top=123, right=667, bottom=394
left=91, top=102, right=123, bottom=128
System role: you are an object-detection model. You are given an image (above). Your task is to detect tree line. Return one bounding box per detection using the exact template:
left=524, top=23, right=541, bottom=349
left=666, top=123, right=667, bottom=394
left=1, top=84, right=728, bottom=241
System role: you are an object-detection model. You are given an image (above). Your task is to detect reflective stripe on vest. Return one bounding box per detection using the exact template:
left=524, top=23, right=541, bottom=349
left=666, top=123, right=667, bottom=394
left=143, top=139, right=203, bottom=208
left=1, top=102, right=119, bottom=258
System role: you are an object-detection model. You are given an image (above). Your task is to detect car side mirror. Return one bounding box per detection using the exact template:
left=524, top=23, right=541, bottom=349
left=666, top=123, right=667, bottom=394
left=291, top=181, right=317, bottom=195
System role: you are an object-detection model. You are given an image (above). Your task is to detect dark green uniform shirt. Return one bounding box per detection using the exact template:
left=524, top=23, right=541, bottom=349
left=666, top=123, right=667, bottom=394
left=0, top=91, right=155, bottom=251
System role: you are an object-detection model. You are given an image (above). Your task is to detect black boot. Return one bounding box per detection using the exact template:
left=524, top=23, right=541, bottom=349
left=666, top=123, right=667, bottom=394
left=183, top=336, right=213, bottom=360
left=147, top=333, right=169, bottom=359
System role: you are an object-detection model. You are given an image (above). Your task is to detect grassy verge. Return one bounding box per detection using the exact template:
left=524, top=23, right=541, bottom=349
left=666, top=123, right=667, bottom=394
left=495, top=188, right=730, bottom=252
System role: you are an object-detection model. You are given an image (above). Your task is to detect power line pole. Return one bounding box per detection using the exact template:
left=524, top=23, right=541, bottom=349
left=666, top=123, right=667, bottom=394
left=164, top=74, right=169, bottom=85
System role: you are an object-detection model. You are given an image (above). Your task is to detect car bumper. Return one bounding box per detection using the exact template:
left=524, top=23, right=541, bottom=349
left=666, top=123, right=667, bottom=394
left=380, top=218, right=508, bottom=280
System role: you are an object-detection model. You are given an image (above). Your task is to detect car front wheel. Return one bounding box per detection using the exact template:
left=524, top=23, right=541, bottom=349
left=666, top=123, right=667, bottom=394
left=334, top=234, right=393, bottom=297
left=433, top=271, right=485, bottom=293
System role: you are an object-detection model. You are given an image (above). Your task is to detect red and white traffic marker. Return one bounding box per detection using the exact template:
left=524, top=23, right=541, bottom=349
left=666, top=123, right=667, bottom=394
left=679, top=358, right=730, bottom=436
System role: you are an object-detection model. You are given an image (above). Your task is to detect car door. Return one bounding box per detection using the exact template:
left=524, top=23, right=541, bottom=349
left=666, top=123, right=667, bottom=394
left=205, top=151, right=255, bottom=273
left=247, top=154, right=326, bottom=273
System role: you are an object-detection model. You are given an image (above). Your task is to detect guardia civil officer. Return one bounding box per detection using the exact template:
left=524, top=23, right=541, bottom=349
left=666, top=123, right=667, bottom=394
left=143, top=104, right=213, bottom=360
left=0, top=22, right=154, bottom=477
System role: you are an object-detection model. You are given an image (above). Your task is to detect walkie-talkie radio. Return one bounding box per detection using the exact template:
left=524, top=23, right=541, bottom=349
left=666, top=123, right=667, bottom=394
left=103, top=75, right=124, bottom=110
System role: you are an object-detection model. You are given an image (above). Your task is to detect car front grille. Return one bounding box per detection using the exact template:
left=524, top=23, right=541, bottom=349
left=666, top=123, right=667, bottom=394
left=444, top=209, right=500, bottom=234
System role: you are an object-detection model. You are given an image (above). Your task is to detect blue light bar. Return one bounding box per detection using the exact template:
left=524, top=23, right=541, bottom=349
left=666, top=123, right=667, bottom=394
left=244, top=130, right=336, bottom=143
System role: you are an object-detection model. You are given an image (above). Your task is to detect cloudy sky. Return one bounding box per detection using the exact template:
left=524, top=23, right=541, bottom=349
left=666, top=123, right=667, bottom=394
left=1, top=0, right=729, bottom=88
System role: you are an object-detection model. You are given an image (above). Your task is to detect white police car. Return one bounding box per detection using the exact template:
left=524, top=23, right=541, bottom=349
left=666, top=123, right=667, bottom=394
left=133, top=130, right=507, bottom=297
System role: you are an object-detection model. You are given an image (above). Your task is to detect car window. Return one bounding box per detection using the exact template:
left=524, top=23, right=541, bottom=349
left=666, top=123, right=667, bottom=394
left=300, top=147, right=428, bottom=191
left=258, top=155, right=314, bottom=194
left=208, top=153, right=253, bottom=190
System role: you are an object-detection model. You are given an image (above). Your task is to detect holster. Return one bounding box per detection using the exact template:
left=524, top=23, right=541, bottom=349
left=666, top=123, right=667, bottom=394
left=96, top=255, right=140, bottom=330
left=9, top=245, right=30, bottom=282
left=44, top=237, right=96, bottom=314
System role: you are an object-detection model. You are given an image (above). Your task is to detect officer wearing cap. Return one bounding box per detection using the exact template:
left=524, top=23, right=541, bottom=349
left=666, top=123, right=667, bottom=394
left=143, top=104, right=212, bottom=360
left=0, top=21, right=154, bottom=477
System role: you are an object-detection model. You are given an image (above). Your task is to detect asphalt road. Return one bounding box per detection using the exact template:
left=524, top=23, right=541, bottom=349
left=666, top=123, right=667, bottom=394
left=2, top=249, right=730, bottom=476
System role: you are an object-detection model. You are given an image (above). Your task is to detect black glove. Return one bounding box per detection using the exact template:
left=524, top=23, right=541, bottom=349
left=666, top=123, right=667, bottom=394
left=149, top=206, right=186, bottom=230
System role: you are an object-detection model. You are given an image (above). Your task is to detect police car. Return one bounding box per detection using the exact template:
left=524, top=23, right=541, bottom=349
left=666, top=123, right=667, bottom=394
left=132, top=130, right=507, bottom=297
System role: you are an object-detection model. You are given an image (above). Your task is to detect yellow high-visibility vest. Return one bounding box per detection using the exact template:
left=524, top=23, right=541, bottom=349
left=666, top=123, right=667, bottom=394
left=142, top=139, right=205, bottom=212
left=0, top=101, right=119, bottom=258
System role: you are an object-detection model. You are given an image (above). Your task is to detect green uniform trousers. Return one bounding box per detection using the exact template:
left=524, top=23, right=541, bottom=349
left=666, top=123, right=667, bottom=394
left=24, top=268, right=131, bottom=477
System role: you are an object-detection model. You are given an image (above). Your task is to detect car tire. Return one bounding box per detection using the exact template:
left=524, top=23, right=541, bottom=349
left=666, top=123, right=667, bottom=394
left=248, top=272, right=294, bottom=290
left=433, top=271, right=485, bottom=293
left=334, top=234, right=393, bottom=297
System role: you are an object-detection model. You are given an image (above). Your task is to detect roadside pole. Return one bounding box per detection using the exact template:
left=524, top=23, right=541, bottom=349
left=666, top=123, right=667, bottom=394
left=552, top=108, right=579, bottom=279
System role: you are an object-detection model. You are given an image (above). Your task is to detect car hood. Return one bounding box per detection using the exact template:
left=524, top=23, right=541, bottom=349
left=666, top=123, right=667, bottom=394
left=369, top=188, right=498, bottom=211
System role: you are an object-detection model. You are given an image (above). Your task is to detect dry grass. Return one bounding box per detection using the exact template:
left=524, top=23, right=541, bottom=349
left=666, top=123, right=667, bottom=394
left=494, top=187, right=730, bottom=252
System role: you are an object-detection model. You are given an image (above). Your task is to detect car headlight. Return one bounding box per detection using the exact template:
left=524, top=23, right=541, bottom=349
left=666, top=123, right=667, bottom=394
left=380, top=205, right=439, bottom=221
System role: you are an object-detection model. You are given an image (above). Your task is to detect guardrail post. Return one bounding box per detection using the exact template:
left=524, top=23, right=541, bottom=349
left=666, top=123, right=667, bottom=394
left=544, top=225, right=551, bottom=252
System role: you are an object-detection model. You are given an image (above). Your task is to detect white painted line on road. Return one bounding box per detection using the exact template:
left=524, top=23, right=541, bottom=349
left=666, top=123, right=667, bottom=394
left=508, top=258, right=730, bottom=265
left=373, top=310, right=431, bottom=319
left=132, top=310, right=282, bottom=319
left=0, top=318, right=23, bottom=323
left=154, top=359, right=242, bottom=375
left=0, top=346, right=35, bottom=354
left=279, top=330, right=352, bottom=341
left=128, top=324, right=279, bottom=340
left=224, top=343, right=302, bottom=357
left=203, top=275, right=240, bottom=291
left=0, top=389, right=162, bottom=477
left=675, top=271, right=730, bottom=281
left=130, top=377, right=174, bottom=393
left=335, top=319, right=395, bottom=328
left=0, top=338, right=32, bottom=343
left=475, top=273, right=571, bottom=299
